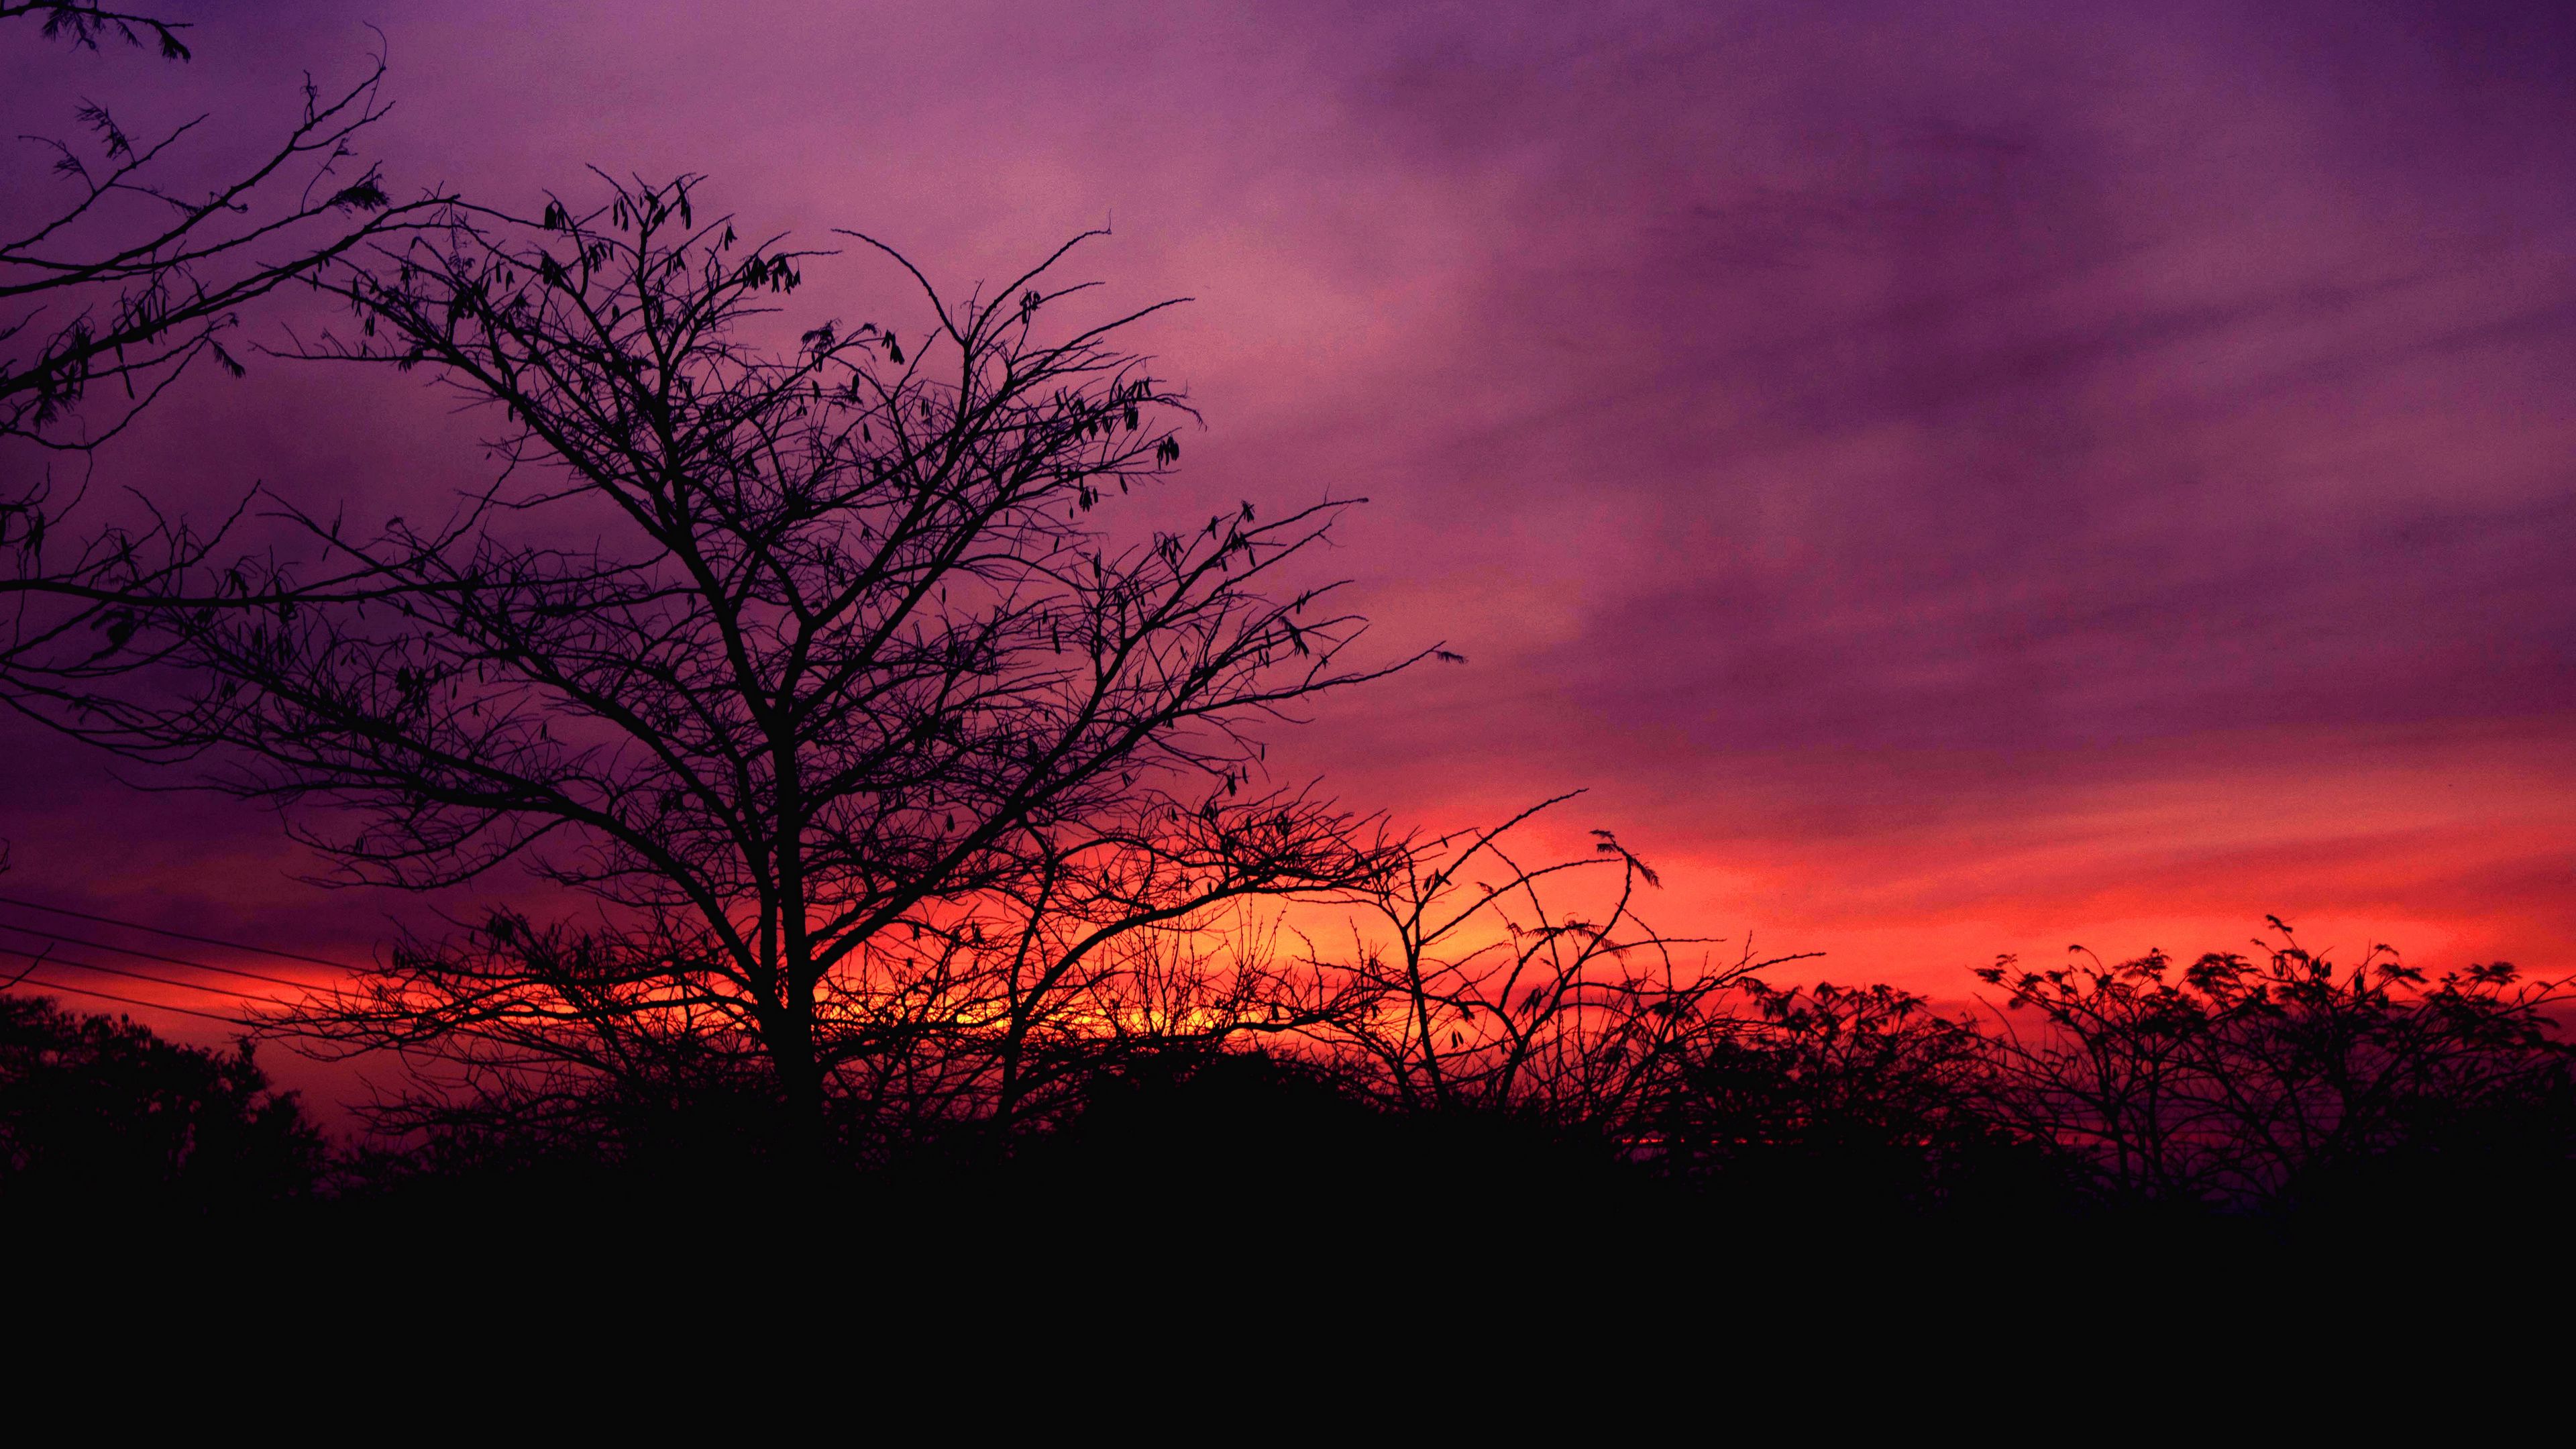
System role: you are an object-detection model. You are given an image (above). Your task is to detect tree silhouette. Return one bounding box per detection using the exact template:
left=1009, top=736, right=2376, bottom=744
left=70, top=175, right=1425, bottom=1164
left=0, top=992, right=320, bottom=1212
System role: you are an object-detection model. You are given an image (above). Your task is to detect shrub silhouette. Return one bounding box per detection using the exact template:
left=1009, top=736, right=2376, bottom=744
left=301, top=916, right=2576, bottom=1250
left=1975, top=924, right=2575, bottom=1214
left=1641, top=978, right=2073, bottom=1222
left=0, top=994, right=320, bottom=1214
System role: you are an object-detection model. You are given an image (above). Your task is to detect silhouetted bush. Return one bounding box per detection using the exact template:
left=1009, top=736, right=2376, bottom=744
left=1642, top=979, right=2076, bottom=1223
left=0, top=995, right=320, bottom=1215
left=305, top=926, right=2576, bottom=1259
left=1976, top=926, right=2575, bottom=1215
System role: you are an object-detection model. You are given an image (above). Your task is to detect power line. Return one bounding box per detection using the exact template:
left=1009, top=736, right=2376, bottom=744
left=1, top=976, right=258, bottom=1028
left=0, top=894, right=359, bottom=971
left=0, top=945, right=282, bottom=1006
left=0, top=946, right=535, bottom=1053
left=0, top=922, right=319, bottom=991
left=0, top=929, right=572, bottom=1055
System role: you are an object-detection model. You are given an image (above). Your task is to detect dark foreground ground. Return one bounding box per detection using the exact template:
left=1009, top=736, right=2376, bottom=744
left=14, top=1049, right=2571, bottom=1326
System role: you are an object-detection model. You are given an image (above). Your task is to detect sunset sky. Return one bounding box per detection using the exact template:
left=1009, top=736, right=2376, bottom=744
left=3, top=0, right=2571, bottom=1089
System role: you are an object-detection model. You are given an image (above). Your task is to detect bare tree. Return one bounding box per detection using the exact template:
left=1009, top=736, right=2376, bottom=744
left=64, top=175, right=1426, bottom=1162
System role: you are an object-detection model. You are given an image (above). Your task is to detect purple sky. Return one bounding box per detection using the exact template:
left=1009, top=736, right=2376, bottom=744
left=3, top=0, right=2571, bottom=1068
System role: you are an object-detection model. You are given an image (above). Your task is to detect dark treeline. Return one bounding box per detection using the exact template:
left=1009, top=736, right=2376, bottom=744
left=7, top=914, right=2570, bottom=1269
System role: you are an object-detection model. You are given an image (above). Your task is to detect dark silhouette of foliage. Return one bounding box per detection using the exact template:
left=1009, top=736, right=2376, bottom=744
left=1641, top=977, right=2067, bottom=1219
left=1020, top=1046, right=1396, bottom=1210
left=1974, top=922, right=2575, bottom=1211
left=0, top=993, right=320, bottom=1212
